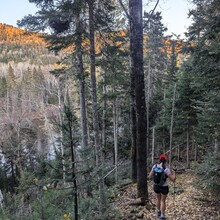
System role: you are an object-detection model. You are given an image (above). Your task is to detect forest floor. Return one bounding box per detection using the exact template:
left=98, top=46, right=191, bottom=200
left=113, top=171, right=220, bottom=220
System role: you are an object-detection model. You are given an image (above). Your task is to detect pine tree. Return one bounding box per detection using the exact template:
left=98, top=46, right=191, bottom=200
left=187, top=0, right=220, bottom=151
left=19, top=0, right=119, bottom=217
left=143, top=11, right=168, bottom=160
left=0, top=76, right=7, bottom=98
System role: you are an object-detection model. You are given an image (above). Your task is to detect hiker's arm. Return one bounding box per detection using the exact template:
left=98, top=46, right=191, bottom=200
left=148, top=170, right=154, bottom=180
left=149, top=170, right=153, bottom=178
left=168, top=170, right=176, bottom=182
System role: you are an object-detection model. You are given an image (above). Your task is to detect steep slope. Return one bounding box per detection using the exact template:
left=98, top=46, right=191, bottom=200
left=0, top=23, right=60, bottom=162
left=0, top=23, right=58, bottom=64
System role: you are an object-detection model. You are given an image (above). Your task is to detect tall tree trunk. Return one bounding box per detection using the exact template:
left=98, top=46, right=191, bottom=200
left=131, top=63, right=137, bottom=183
left=57, top=80, right=65, bottom=184
left=178, top=145, right=180, bottom=161
left=102, top=73, right=107, bottom=158
left=194, top=144, right=197, bottom=162
left=214, top=131, right=219, bottom=153
left=146, top=55, right=151, bottom=166
left=186, top=125, right=190, bottom=169
left=88, top=0, right=100, bottom=166
left=129, top=0, right=148, bottom=202
left=75, top=1, right=91, bottom=197
left=79, top=77, right=88, bottom=147
left=162, top=89, right=166, bottom=151
left=75, top=1, right=89, bottom=150
left=113, top=97, right=118, bottom=184
left=66, top=93, right=78, bottom=220
left=169, top=83, right=176, bottom=166
left=151, top=127, right=155, bottom=165
left=131, top=94, right=137, bottom=183
left=87, top=0, right=105, bottom=214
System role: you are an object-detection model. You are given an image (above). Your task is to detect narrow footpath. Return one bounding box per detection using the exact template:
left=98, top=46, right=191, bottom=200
left=114, top=172, right=219, bottom=220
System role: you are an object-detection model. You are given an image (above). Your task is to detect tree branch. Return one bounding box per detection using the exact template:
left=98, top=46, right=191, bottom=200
left=118, top=0, right=131, bottom=21
left=143, top=0, right=160, bottom=29
left=149, top=0, right=160, bottom=18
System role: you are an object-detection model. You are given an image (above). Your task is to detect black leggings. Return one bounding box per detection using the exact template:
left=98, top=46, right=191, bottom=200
left=154, top=184, right=169, bottom=195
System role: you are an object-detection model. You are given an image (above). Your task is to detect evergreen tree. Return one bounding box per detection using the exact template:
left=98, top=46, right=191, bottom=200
left=187, top=0, right=220, bottom=151
left=0, top=76, right=7, bottom=98
left=97, top=32, right=130, bottom=183
left=18, top=0, right=119, bottom=218
left=143, top=11, right=168, bottom=159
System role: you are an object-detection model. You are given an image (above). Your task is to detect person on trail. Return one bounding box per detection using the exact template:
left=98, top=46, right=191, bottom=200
left=149, top=154, right=176, bottom=220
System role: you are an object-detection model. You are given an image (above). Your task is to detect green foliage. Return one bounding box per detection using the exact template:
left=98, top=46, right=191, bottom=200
left=0, top=42, right=57, bottom=64
left=174, top=64, right=199, bottom=135
left=3, top=185, right=73, bottom=220
left=48, top=93, right=59, bottom=104
left=195, top=151, right=220, bottom=196
left=0, top=0, right=219, bottom=218
left=35, top=157, right=63, bottom=180
left=0, top=167, right=8, bottom=190
left=186, top=0, right=220, bottom=146
left=79, top=187, right=121, bottom=220
left=153, top=84, right=176, bottom=147
left=0, top=77, right=7, bottom=97
left=30, top=189, right=73, bottom=220
left=18, top=171, right=36, bottom=189
left=144, top=11, right=169, bottom=97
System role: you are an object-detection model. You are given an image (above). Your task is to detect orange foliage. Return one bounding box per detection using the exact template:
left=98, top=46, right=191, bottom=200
left=0, top=23, right=188, bottom=60
left=0, top=23, right=46, bottom=46
left=63, top=29, right=129, bottom=55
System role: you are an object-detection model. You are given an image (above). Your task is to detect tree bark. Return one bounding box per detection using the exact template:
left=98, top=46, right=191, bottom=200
left=57, top=80, right=66, bottom=184
left=151, top=127, right=155, bottom=165
left=145, top=55, right=151, bottom=167
left=194, top=144, right=197, bottom=162
left=67, top=103, right=78, bottom=220
left=131, top=59, right=137, bottom=183
left=75, top=1, right=89, bottom=150
left=102, top=73, right=107, bottom=157
left=129, top=0, right=148, bottom=201
left=214, top=131, right=219, bottom=153
left=87, top=0, right=104, bottom=214
left=186, top=125, right=190, bottom=169
left=131, top=94, right=137, bottom=183
left=169, top=83, right=176, bottom=166
left=113, top=97, right=118, bottom=184
left=88, top=0, right=100, bottom=166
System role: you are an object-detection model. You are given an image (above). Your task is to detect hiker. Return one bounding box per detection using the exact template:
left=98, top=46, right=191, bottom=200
left=148, top=154, right=176, bottom=220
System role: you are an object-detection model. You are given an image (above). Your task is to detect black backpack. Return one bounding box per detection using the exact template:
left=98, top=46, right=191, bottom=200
left=153, top=165, right=167, bottom=186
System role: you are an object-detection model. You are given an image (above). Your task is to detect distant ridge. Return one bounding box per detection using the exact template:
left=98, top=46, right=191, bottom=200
left=0, top=22, right=187, bottom=65
left=0, top=23, right=46, bottom=46
left=0, top=23, right=59, bottom=65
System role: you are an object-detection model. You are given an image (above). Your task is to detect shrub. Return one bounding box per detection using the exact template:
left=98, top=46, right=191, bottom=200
left=195, top=151, right=220, bottom=196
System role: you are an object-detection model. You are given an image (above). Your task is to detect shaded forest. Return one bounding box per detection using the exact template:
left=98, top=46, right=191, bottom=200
left=0, top=0, right=219, bottom=219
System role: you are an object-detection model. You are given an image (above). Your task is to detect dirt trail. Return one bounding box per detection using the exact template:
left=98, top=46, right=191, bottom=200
left=113, top=172, right=219, bottom=219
